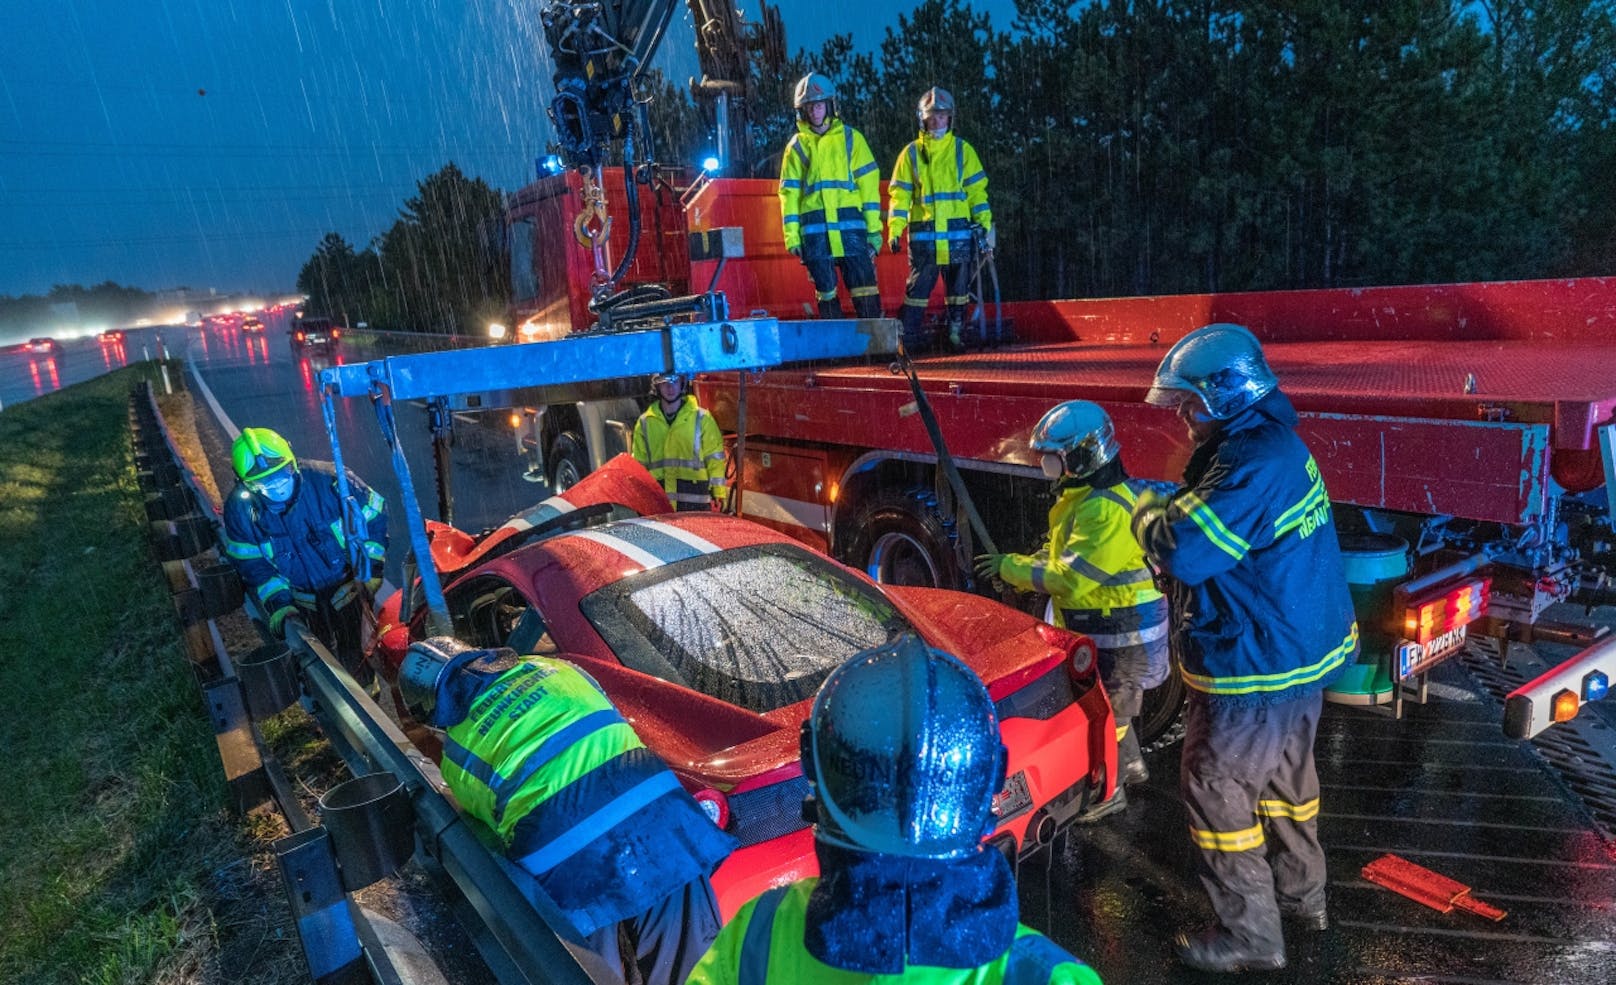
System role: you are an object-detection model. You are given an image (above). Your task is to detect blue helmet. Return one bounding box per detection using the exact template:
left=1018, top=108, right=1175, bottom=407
left=800, top=635, right=1007, bottom=859
left=1146, top=322, right=1279, bottom=420
left=1030, top=400, right=1119, bottom=479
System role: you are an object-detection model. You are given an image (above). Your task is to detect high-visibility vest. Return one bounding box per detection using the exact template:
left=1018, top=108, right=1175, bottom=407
left=779, top=119, right=882, bottom=259
left=686, top=877, right=1104, bottom=985
left=887, top=131, right=992, bottom=266
left=631, top=395, right=728, bottom=510
left=999, top=482, right=1162, bottom=613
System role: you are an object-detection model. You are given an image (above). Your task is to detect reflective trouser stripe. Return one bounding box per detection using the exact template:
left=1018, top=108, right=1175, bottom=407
left=1256, top=797, right=1320, bottom=822
left=1189, top=821, right=1265, bottom=852
left=738, top=885, right=789, bottom=985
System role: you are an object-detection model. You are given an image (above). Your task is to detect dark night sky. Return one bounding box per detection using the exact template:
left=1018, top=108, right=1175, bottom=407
left=0, top=0, right=961, bottom=299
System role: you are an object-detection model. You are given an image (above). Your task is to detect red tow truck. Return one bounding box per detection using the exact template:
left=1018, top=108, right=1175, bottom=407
left=498, top=167, right=1616, bottom=741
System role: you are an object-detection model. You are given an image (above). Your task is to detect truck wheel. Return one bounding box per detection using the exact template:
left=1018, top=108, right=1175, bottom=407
left=1137, top=637, right=1187, bottom=751
left=846, top=488, right=963, bottom=589
left=548, top=432, right=589, bottom=492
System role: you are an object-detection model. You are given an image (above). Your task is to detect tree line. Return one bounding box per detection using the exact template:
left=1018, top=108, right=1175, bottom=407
left=300, top=0, right=1616, bottom=333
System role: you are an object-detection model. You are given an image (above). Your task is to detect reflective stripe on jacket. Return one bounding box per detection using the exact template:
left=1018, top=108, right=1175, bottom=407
left=779, top=119, right=882, bottom=259
left=887, top=130, right=991, bottom=266
left=221, top=460, right=387, bottom=615
left=1135, top=391, right=1357, bottom=706
left=440, top=657, right=734, bottom=935
left=685, top=878, right=1104, bottom=985
left=999, top=481, right=1162, bottom=613
left=631, top=395, right=728, bottom=510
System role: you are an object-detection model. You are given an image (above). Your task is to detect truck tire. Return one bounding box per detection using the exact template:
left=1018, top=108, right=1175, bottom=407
left=845, top=487, right=963, bottom=589
left=548, top=431, right=589, bottom=492
left=1137, top=637, right=1187, bottom=751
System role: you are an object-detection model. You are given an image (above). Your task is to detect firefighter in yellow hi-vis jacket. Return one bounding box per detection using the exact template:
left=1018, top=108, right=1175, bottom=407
left=631, top=373, right=728, bottom=511
left=975, top=401, right=1168, bottom=821
left=887, top=86, right=992, bottom=351
left=778, top=72, right=883, bottom=319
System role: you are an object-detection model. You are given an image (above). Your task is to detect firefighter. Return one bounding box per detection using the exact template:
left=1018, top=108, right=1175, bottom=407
left=973, top=400, right=1168, bottom=821
left=1131, top=324, right=1356, bottom=973
left=686, top=635, right=1103, bottom=985
left=631, top=372, right=729, bottom=511
left=221, top=427, right=386, bottom=683
left=886, top=86, right=993, bottom=352
left=401, top=637, right=735, bottom=985
left=778, top=72, right=883, bottom=320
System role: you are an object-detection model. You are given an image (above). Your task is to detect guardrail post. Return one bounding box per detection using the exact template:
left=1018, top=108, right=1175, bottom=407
left=274, top=828, right=371, bottom=985
left=202, top=677, right=272, bottom=814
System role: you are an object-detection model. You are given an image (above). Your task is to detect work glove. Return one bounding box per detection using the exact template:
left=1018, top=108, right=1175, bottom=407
left=364, top=575, right=383, bottom=596
left=867, top=233, right=883, bottom=256
left=1130, top=489, right=1169, bottom=543
left=983, top=225, right=997, bottom=254
left=889, top=237, right=903, bottom=255
left=331, top=579, right=361, bottom=610
left=269, top=606, right=301, bottom=639
left=788, top=246, right=801, bottom=259
left=973, top=553, right=1008, bottom=583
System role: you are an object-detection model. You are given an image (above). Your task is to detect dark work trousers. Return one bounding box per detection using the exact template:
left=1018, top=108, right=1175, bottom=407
left=581, top=874, right=722, bottom=985
left=299, top=581, right=372, bottom=686
left=803, top=252, right=881, bottom=319
left=899, top=251, right=975, bottom=348
left=1060, top=597, right=1170, bottom=778
left=1180, top=689, right=1325, bottom=953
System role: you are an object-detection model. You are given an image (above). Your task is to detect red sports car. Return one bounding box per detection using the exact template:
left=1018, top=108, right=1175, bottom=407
left=372, top=456, right=1116, bottom=918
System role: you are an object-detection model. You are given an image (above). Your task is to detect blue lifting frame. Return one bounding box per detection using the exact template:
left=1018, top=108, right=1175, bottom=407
left=316, top=315, right=896, bottom=633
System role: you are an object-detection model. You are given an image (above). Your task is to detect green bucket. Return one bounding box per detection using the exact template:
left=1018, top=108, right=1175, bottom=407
left=1326, top=533, right=1409, bottom=706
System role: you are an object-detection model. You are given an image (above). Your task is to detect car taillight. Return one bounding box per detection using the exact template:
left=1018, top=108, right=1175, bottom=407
left=693, top=788, right=730, bottom=829
left=296, top=332, right=305, bottom=341
left=1402, top=576, right=1490, bottom=644
left=331, top=329, right=340, bottom=339
left=1035, top=621, right=1095, bottom=679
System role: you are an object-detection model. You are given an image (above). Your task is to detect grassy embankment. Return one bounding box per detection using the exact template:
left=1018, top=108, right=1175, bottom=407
left=0, top=366, right=240, bottom=983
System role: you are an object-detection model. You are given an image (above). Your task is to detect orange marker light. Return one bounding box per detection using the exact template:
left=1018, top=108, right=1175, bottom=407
left=1551, top=688, right=1579, bottom=723
left=508, top=412, right=522, bottom=429
left=828, top=481, right=840, bottom=504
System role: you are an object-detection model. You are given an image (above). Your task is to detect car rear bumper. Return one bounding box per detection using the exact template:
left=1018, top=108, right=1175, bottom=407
left=998, top=678, right=1117, bottom=853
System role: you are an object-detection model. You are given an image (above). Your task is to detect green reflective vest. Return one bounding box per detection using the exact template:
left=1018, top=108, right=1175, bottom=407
left=999, top=482, right=1162, bottom=615
left=440, top=659, right=642, bottom=844
left=686, top=878, right=1103, bottom=985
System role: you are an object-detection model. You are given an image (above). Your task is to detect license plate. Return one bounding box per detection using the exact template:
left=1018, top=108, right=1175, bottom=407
left=993, top=770, right=1033, bottom=822
left=1395, top=623, right=1468, bottom=680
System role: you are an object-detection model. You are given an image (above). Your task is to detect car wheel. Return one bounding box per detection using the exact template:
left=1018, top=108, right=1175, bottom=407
left=1137, top=636, right=1187, bottom=751
left=548, top=431, right=589, bottom=493
left=846, top=487, right=963, bottom=589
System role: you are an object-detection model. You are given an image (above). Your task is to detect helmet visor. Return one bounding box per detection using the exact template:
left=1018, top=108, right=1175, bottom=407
left=247, top=466, right=296, bottom=502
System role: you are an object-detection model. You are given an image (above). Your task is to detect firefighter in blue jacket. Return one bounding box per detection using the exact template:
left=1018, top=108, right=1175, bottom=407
left=400, top=637, right=734, bottom=985
left=975, top=400, right=1168, bottom=821
left=686, top=636, right=1103, bottom=985
left=1131, top=324, right=1357, bottom=973
left=221, top=427, right=387, bottom=682
left=778, top=72, right=884, bottom=319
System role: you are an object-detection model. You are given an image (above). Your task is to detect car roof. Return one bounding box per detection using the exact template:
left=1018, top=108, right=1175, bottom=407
left=495, top=512, right=799, bottom=591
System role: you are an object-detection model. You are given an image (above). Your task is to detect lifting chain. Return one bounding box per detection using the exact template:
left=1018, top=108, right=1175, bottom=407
left=572, top=166, right=614, bottom=289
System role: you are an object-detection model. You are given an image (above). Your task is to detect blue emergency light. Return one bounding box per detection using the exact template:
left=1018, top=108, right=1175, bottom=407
left=539, top=154, right=565, bottom=176
left=701, top=155, right=721, bottom=173
left=1582, top=669, right=1609, bottom=702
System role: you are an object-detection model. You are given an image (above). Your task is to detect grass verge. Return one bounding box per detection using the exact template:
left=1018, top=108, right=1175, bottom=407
left=0, top=366, right=247, bottom=984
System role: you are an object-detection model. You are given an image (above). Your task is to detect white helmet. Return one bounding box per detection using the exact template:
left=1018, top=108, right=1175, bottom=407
left=917, top=87, right=955, bottom=130
left=1146, top=323, right=1278, bottom=419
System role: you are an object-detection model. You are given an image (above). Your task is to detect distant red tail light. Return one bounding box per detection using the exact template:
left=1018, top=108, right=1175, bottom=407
left=331, top=329, right=340, bottom=339
left=296, top=332, right=305, bottom=341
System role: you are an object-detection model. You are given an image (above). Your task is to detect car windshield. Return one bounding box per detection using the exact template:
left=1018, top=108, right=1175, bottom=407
left=582, top=543, right=909, bottom=714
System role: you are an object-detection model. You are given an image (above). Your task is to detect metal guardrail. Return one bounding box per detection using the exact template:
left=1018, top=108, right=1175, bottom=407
left=129, top=380, right=605, bottom=985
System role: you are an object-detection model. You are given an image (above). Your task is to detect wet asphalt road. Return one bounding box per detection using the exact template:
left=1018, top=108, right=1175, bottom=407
left=1, top=325, right=180, bottom=410
left=145, top=316, right=1616, bottom=982
left=181, top=309, right=551, bottom=586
